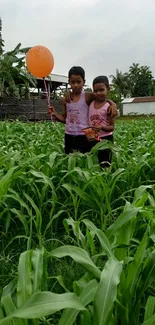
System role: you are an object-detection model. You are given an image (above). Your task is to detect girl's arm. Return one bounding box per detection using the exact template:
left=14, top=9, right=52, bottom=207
left=51, top=98, right=66, bottom=123
left=93, top=118, right=115, bottom=132
left=107, top=100, right=117, bottom=118
left=101, top=118, right=115, bottom=132
left=65, top=91, right=94, bottom=104
left=85, top=92, right=95, bottom=105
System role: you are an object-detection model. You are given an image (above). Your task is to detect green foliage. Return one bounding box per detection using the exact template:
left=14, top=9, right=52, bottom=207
left=129, top=63, right=155, bottom=97
left=108, top=87, right=121, bottom=110
left=0, top=43, right=36, bottom=98
left=110, top=69, right=129, bottom=98
left=111, top=63, right=155, bottom=100
left=0, top=120, right=155, bottom=324
left=0, top=249, right=84, bottom=325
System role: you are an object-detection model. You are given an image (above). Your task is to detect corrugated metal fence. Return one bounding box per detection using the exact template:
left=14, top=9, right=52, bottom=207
left=0, top=97, right=62, bottom=121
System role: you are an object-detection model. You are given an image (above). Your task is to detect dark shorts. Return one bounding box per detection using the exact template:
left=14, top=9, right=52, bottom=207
left=90, top=134, right=113, bottom=167
left=65, top=133, right=91, bottom=154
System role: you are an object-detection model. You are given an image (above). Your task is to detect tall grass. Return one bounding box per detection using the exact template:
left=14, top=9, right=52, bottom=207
left=0, top=119, right=155, bottom=324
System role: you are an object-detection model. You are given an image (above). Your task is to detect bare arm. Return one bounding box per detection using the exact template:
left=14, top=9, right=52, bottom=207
left=93, top=118, right=115, bottom=132
left=52, top=98, right=66, bottom=123
left=101, top=118, right=115, bottom=132
left=85, top=92, right=95, bottom=105
left=107, top=100, right=117, bottom=118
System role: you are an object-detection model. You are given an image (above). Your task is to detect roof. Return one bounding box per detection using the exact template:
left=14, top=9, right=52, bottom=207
left=37, top=73, right=68, bottom=84
left=49, top=73, right=68, bottom=84
left=122, top=96, right=155, bottom=104
left=122, top=98, right=134, bottom=103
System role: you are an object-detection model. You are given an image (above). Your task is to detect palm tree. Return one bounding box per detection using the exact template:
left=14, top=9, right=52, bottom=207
left=110, top=69, right=130, bottom=98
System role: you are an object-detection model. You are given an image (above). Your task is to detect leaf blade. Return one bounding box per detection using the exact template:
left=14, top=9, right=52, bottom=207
left=93, top=258, right=123, bottom=325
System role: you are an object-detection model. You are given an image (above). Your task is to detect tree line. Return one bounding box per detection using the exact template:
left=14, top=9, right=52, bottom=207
left=108, top=65, right=155, bottom=108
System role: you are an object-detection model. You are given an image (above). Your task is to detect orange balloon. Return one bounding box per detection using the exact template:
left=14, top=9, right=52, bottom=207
left=26, top=45, right=54, bottom=78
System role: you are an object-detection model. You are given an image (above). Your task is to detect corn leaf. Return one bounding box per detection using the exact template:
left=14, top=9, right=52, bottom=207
left=59, top=279, right=98, bottom=325
left=50, top=245, right=101, bottom=279
left=83, top=219, right=114, bottom=258
left=106, top=207, right=141, bottom=239
left=125, top=229, right=148, bottom=295
left=0, top=292, right=85, bottom=324
left=142, top=314, right=155, bottom=325
left=31, top=249, right=44, bottom=293
left=93, top=258, right=123, bottom=325
left=17, top=251, right=32, bottom=307
left=1, top=295, right=26, bottom=325
left=144, top=296, right=155, bottom=322
left=131, top=251, right=155, bottom=321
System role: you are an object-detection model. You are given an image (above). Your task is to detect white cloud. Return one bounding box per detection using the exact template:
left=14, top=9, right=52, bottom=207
left=1, top=0, right=155, bottom=85
left=69, top=0, right=100, bottom=7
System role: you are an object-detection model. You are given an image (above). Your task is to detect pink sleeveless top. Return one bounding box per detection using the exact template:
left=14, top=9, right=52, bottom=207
left=89, top=101, right=113, bottom=138
left=65, top=91, right=89, bottom=136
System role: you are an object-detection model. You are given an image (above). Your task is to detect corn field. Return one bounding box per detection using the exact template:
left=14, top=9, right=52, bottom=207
left=0, top=119, right=155, bottom=325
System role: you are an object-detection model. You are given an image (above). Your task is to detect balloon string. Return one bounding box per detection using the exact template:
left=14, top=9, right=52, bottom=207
left=43, top=78, right=53, bottom=121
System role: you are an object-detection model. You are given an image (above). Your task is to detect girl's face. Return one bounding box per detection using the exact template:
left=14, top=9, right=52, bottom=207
left=69, top=75, right=85, bottom=95
left=93, top=82, right=109, bottom=102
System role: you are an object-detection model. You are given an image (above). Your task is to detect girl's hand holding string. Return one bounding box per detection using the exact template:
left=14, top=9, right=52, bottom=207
left=48, top=106, right=56, bottom=116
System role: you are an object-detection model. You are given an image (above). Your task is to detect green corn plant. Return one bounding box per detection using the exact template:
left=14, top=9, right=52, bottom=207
left=0, top=248, right=84, bottom=325
left=55, top=185, right=155, bottom=324
left=0, top=245, right=123, bottom=325
left=1, top=119, right=155, bottom=324
left=1, top=119, right=155, bottom=241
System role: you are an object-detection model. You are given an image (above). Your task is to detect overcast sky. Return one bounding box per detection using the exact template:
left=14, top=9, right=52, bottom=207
left=1, top=0, right=155, bottom=85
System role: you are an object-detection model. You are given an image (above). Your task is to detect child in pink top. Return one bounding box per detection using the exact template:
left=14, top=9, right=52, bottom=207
left=89, top=76, right=115, bottom=168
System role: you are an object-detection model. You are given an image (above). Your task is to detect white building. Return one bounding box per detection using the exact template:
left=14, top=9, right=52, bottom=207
left=122, top=97, right=155, bottom=115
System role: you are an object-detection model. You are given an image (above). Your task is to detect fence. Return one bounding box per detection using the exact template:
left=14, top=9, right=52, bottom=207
left=0, top=97, right=62, bottom=121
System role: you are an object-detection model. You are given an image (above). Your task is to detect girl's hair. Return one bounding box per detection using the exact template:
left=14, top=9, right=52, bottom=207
left=93, top=76, right=109, bottom=88
left=68, top=66, right=85, bottom=81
